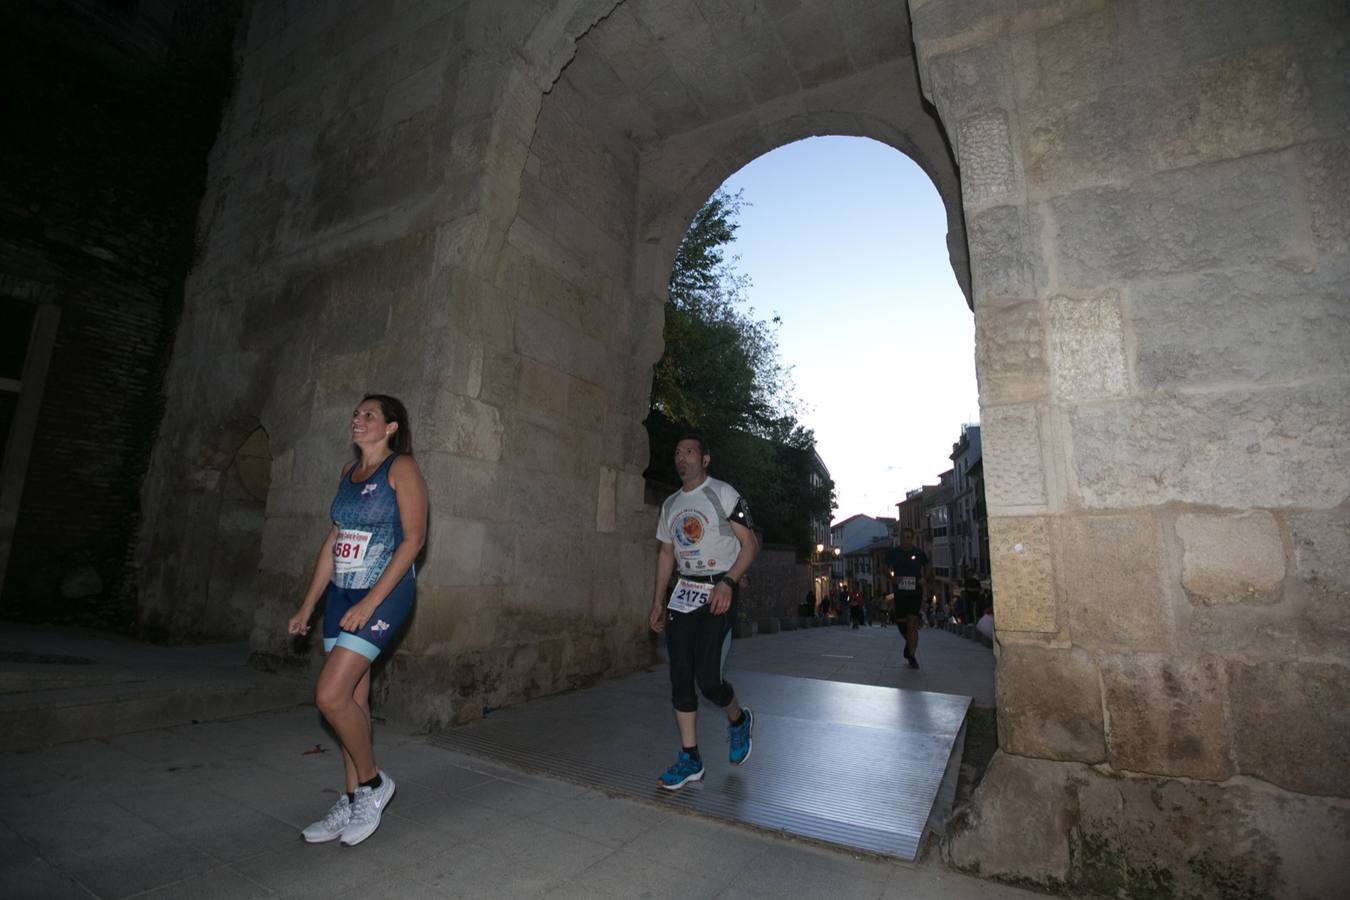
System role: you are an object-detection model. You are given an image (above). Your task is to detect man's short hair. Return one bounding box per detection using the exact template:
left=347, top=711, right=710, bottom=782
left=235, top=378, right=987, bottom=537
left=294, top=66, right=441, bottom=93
left=676, top=431, right=709, bottom=457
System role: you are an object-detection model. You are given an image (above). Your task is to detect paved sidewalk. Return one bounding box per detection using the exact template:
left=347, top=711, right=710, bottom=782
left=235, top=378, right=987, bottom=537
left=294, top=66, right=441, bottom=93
left=5, top=706, right=1040, bottom=900
left=729, top=622, right=995, bottom=707
left=4, top=622, right=1016, bottom=898
left=0, top=625, right=308, bottom=750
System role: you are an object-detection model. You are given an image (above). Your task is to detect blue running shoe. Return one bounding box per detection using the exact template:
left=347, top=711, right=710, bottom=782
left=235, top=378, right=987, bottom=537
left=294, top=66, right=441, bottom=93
left=728, top=707, right=753, bottom=765
left=658, top=751, right=704, bottom=790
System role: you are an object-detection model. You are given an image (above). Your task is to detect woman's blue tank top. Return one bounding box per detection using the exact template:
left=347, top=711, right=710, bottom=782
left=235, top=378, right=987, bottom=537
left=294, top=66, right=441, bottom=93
left=329, top=453, right=404, bottom=590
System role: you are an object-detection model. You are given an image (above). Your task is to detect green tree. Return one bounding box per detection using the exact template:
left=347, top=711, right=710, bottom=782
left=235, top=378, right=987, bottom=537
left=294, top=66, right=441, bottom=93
left=647, top=191, right=836, bottom=554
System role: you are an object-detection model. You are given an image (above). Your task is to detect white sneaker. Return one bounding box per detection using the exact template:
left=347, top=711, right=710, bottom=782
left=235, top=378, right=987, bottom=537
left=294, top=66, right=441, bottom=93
left=340, top=771, right=395, bottom=846
left=301, top=793, right=351, bottom=843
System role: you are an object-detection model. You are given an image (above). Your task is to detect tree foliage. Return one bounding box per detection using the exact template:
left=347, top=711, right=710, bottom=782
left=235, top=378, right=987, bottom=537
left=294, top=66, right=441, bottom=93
left=646, top=190, right=836, bottom=555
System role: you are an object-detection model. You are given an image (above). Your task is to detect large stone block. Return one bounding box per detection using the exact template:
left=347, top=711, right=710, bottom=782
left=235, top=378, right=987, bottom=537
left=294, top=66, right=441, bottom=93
left=1046, top=292, right=1128, bottom=402
left=1133, top=0, right=1346, bottom=72
left=988, top=516, right=1056, bottom=633
left=957, top=109, right=1019, bottom=209
left=1100, top=654, right=1231, bottom=781
left=944, top=752, right=1074, bottom=886
left=502, top=413, right=579, bottom=477
left=997, top=644, right=1105, bottom=763
left=966, top=204, right=1045, bottom=301
left=918, top=16, right=1015, bottom=112
left=973, top=299, right=1048, bottom=404
left=1051, top=154, right=1301, bottom=287
left=1229, top=659, right=1350, bottom=797
left=514, top=302, right=607, bottom=385
left=1057, top=513, right=1167, bottom=650
left=418, top=515, right=485, bottom=587
left=1307, top=138, right=1350, bottom=256
left=422, top=392, right=504, bottom=461
left=516, top=357, right=570, bottom=419
left=1286, top=509, right=1350, bottom=656
left=1073, top=757, right=1350, bottom=900
left=1031, top=4, right=1120, bottom=100
left=1027, top=45, right=1313, bottom=188
left=1131, top=266, right=1350, bottom=391
left=1070, top=380, right=1350, bottom=509
left=980, top=404, right=1047, bottom=509
left=417, top=452, right=512, bottom=523
left=1176, top=511, right=1285, bottom=605
left=950, top=751, right=1350, bottom=899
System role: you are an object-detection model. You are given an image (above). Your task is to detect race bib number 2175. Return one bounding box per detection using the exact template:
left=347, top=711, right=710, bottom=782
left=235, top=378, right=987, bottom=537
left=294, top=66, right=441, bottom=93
left=668, top=578, right=712, bottom=614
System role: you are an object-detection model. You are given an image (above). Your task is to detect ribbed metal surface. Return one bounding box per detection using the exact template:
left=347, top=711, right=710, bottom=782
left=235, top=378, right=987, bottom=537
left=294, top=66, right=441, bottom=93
left=427, top=669, right=969, bottom=861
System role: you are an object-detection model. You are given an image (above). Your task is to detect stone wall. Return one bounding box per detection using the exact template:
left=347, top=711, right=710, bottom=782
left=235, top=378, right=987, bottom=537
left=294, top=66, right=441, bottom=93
left=737, top=545, right=809, bottom=623
left=909, top=0, right=1350, bottom=895
left=138, top=0, right=1347, bottom=893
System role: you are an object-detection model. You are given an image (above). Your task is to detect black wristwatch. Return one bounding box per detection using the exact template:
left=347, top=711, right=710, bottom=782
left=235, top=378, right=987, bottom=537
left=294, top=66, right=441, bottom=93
left=719, top=575, right=737, bottom=588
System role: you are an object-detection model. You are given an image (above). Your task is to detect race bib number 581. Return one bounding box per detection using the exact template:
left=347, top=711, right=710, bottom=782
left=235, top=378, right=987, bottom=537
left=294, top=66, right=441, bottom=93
left=332, top=529, right=372, bottom=573
left=668, top=578, right=712, bottom=614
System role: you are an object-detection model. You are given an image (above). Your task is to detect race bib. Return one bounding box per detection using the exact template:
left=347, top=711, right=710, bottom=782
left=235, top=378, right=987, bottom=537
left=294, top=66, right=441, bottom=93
left=332, top=529, right=373, bottom=573
left=668, top=578, right=713, bottom=614
left=897, top=576, right=917, bottom=591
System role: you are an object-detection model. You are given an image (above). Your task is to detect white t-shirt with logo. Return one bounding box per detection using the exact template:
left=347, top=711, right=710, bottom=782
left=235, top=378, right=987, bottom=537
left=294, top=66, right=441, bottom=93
left=656, top=476, right=748, bottom=577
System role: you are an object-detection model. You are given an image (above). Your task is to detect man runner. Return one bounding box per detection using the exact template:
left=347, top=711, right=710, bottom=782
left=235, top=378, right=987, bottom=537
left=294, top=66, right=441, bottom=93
left=885, top=527, right=930, bottom=668
left=649, top=433, right=759, bottom=789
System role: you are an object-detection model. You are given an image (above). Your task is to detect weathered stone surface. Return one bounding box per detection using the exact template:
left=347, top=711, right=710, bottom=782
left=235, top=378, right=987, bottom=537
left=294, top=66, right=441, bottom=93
left=1071, top=381, right=1350, bottom=509
left=920, top=31, right=1011, bottom=107
left=980, top=404, right=1047, bottom=509
left=1100, top=654, right=1231, bottom=780
left=423, top=393, right=505, bottom=462
left=957, top=110, right=1018, bottom=209
left=966, top=204, right=1044, bottom=300
left=1075, top=760, right=1349, bottom=900
left=1230, top=659, right=1350, bottom=798
left=1057, top=513, right=1167, bottom=650
left=1307, top=138, right=1350, bottom=256
left=945, top=752, right=1074, bottom=886
left=1030, top=4, right=1120, bottom=100
left=1027, top=45, right=1313, bottom=188
left=1131, top=265, right=1350, bottom=390
left=997, top=644, right=1105, bottom=763
left=973, top=299, right=1048, bottom=404
left=1176, top=511, right=1285, bottom=605
left=1052, top=154, right=1301, bottom=286
left=988, top=516, right=1056, bottom=633
left=950, top=750, right=1350, bottom=900
left=1045, top=292, right=1127, bottom=402
left=1286, top=509, right=1350, bottom=655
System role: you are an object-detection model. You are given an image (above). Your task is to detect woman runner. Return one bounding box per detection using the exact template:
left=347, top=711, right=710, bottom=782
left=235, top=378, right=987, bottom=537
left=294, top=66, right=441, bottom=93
left=287, top=394, right=427, bottom=846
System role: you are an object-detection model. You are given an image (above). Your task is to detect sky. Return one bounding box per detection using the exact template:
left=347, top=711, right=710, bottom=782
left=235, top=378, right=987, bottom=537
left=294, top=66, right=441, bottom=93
left=715, top=136, right=978, bottom=521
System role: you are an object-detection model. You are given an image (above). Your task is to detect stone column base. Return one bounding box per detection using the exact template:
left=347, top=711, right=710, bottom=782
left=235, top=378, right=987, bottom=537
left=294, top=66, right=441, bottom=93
left=945, top=752, right=1348, bottom=899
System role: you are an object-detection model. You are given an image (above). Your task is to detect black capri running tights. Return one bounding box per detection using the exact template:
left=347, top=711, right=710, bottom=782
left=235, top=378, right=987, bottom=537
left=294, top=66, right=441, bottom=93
left=665, top=602, right=736, bottom=713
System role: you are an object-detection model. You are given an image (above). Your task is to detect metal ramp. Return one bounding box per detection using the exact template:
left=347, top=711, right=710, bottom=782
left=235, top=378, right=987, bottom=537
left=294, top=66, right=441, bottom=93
left=428, top=669, right=970, bottom=861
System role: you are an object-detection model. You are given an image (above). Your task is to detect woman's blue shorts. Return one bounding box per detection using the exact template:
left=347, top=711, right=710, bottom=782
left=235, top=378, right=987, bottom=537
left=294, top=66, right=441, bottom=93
left=322, top=569, right=415, bottom=661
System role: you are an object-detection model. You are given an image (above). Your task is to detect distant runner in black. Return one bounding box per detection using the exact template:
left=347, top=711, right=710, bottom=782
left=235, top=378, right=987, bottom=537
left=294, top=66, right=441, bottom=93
left=885, top=528, right=930, bottom=668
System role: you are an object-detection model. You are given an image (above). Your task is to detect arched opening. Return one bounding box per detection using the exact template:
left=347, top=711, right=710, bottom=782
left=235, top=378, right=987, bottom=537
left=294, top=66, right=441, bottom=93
left=645, top=134, right=983, bottom=651
left=426, top=3, right=983, bottom=860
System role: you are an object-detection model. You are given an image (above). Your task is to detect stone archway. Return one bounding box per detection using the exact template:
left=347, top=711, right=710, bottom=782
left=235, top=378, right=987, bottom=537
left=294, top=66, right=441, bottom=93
left=139, top=1, right=1348, bottom=895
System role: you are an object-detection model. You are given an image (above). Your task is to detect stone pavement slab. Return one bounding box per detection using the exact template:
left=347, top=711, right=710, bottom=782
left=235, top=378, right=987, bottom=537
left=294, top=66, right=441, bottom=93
left=0, top=625, right=309, bottom=750
left=729, top=622, right=996, bottom=707
left=4, top=704, right=1042, bottom=899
